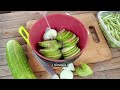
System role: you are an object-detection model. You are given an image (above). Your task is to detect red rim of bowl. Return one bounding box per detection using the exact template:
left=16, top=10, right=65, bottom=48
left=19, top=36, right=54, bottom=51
left=30, top=14, right=89, bottom=63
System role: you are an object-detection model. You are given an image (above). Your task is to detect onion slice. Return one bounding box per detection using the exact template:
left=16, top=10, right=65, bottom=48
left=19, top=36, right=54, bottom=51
left=62, top=63, right=75, bottom=71
left=60, top=69, right=73, bottom=79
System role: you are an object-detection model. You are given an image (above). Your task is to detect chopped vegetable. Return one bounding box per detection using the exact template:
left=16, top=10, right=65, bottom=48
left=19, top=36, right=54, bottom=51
left=52, top=74, right=60, bottom=79
left=75, top=63, right=93, bottom=77
left=62, top=63, right=75, bottom=71
left=60, top=69, right=73, bottom=79
left=39, top=29, right=80, bottom=60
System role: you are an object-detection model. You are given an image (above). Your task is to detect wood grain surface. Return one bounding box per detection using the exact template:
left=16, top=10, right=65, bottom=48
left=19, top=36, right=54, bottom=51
left=0, top=11, right=120, bottom=79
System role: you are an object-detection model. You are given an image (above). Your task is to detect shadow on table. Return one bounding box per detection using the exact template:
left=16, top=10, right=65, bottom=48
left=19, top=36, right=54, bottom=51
left=0, top=11, right=11, bottom=14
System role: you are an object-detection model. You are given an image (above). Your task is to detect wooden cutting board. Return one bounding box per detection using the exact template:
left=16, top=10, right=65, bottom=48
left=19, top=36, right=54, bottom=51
left=26, top=13, right=112, bottom=72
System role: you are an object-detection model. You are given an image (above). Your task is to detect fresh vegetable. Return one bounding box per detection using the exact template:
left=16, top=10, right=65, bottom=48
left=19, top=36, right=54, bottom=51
left=39, top=40, right=62, bottom=60
left=60, top=69, right=73, bottom=79
left=44, top=51, right=62, bottom=60
left=65, top=48, right=80, bottom=59
left=43, top=27, right=57, bottom=40
left=101, top=12, right=120, bottom=41
left=61, top=45, right=80, bottom=59
left=56, top=29, right=73, bottom=41
left=75, top=63, right=93, bottom=77
left=52, top=74, right=60, bottom=79
left=64, top=37, right=79, bottom=47
left=62, top=63, right=75, bottom=71
left=38, top=40, right=61, bottom=48
left=39, top=29, right=80, bottom=60
left=39, top=47, right=58, bottom=54
left=6, top=40, right=36, bottom=79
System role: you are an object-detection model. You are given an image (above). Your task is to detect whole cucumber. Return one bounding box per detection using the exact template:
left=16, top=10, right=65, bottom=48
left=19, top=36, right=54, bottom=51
left=6, top=40, right=36, bottom=79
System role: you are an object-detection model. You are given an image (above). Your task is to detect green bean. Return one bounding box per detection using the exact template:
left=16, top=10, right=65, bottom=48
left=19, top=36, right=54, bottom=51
left=109, top=25, right=115, bottom=38
left=109, top=20, right=120, bottom=31
left=101, top=12, right=120, bottom=41
left=111, top=30, right=115, bottom=38
left=118, top=32, right=120, bottom=36
left=107, top=24, right=111, bottom=32
left=102, top=14, right=113, bottom=19
left=114, top=29, right=120, bottom=41
left=116, top=19, right=120, bottom=26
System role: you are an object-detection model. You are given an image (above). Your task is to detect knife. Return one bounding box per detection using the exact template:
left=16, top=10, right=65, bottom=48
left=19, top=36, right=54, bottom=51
left=32, top=51, right=59, bottom=79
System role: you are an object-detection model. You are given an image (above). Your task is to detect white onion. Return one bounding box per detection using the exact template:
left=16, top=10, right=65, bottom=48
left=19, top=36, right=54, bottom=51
left=43, top=28, right=57, bottom=40
left=62, top=63, right=75, bottom=71
left=60, top=69, right=73, bottom=79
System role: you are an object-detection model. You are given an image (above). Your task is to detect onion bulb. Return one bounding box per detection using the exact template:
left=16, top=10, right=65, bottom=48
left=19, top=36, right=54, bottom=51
left=60, top=69, right=73, bottom=79
left=43, top=27, right=57, bottom=40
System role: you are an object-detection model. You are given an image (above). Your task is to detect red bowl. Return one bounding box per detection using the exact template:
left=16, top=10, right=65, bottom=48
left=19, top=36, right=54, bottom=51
left=29, top=14, right=88, bottom=64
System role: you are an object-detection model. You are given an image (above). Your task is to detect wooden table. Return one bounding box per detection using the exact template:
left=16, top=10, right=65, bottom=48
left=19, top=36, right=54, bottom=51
left=0, top=11, right=120, bottom=79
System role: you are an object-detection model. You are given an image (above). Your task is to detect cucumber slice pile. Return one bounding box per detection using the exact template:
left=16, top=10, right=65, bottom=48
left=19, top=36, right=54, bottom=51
left=38, top=29, right=80, bottom=60
left=61, top=45, right=80, bottom=58
left=57, top=30, right=80, bottom=59
left=39, top=40, right=62, bottom=60
left=38, top=40, right=62, bottom=49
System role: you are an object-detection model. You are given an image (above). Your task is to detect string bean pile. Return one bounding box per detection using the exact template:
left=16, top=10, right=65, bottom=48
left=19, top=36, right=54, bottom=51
left=101, top=12, right=120, bottom=41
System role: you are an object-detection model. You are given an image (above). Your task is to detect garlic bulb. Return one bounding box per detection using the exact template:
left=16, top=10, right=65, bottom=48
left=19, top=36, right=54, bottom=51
left=43, top=27, right=57, bottom=40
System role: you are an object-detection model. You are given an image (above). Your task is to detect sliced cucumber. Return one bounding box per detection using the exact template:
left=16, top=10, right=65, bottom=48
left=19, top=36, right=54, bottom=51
left=75, top=64, right=93, bottom=77
left=46, top=53, right=62, bottom=60
left=56, top=30, right=68, bottom=41
left=38, top=40, right=57, bottom=48
left=63, top=34, right=76, bottom=44
left=61, top=45, right=76, bottom=53
left=39, top=48, right=58, bottom=54
left=62, top=45, right=77, bottom=55
left=44, top=50, right=61, bottom=56
left=61, top=31, right=73, bottom=41
left=64, top=37, right=79, bottom=47
left=63, top=46, right=79, bottom=57
left=65, top=48, right=80, bottom=59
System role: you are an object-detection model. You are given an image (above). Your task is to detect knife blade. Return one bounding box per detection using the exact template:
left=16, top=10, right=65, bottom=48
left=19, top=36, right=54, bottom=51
left=32, top=51, right=59, bottom=79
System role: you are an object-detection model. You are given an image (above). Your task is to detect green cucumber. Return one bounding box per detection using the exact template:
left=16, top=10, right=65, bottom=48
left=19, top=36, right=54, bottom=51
left=63, top=46, right=79, bottom=57
left=63, top=34, right=76, bottom=44
left=46, top=53, right=62, bottom=60
left=63, top=31, right=73, bottom=41
left=6, top=40, right=36, bottom=79
left=65, top=48, right=80, bottom=59
left=75, top=64, right=93, bottom=77
left=62, top=45, right=77, bottom=55
left=61, top=45, right=76, bottom=53
left=64, top=37, right=79, bottom=47
left=38, top=40, right=57, bottom=48
left=56, top=30, right=68, bottom=41
left=39, top=47, right=58, bottom=54
left=59, top=31, right=73, bottom=41
left=44, top=50, right=61, bottom=56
